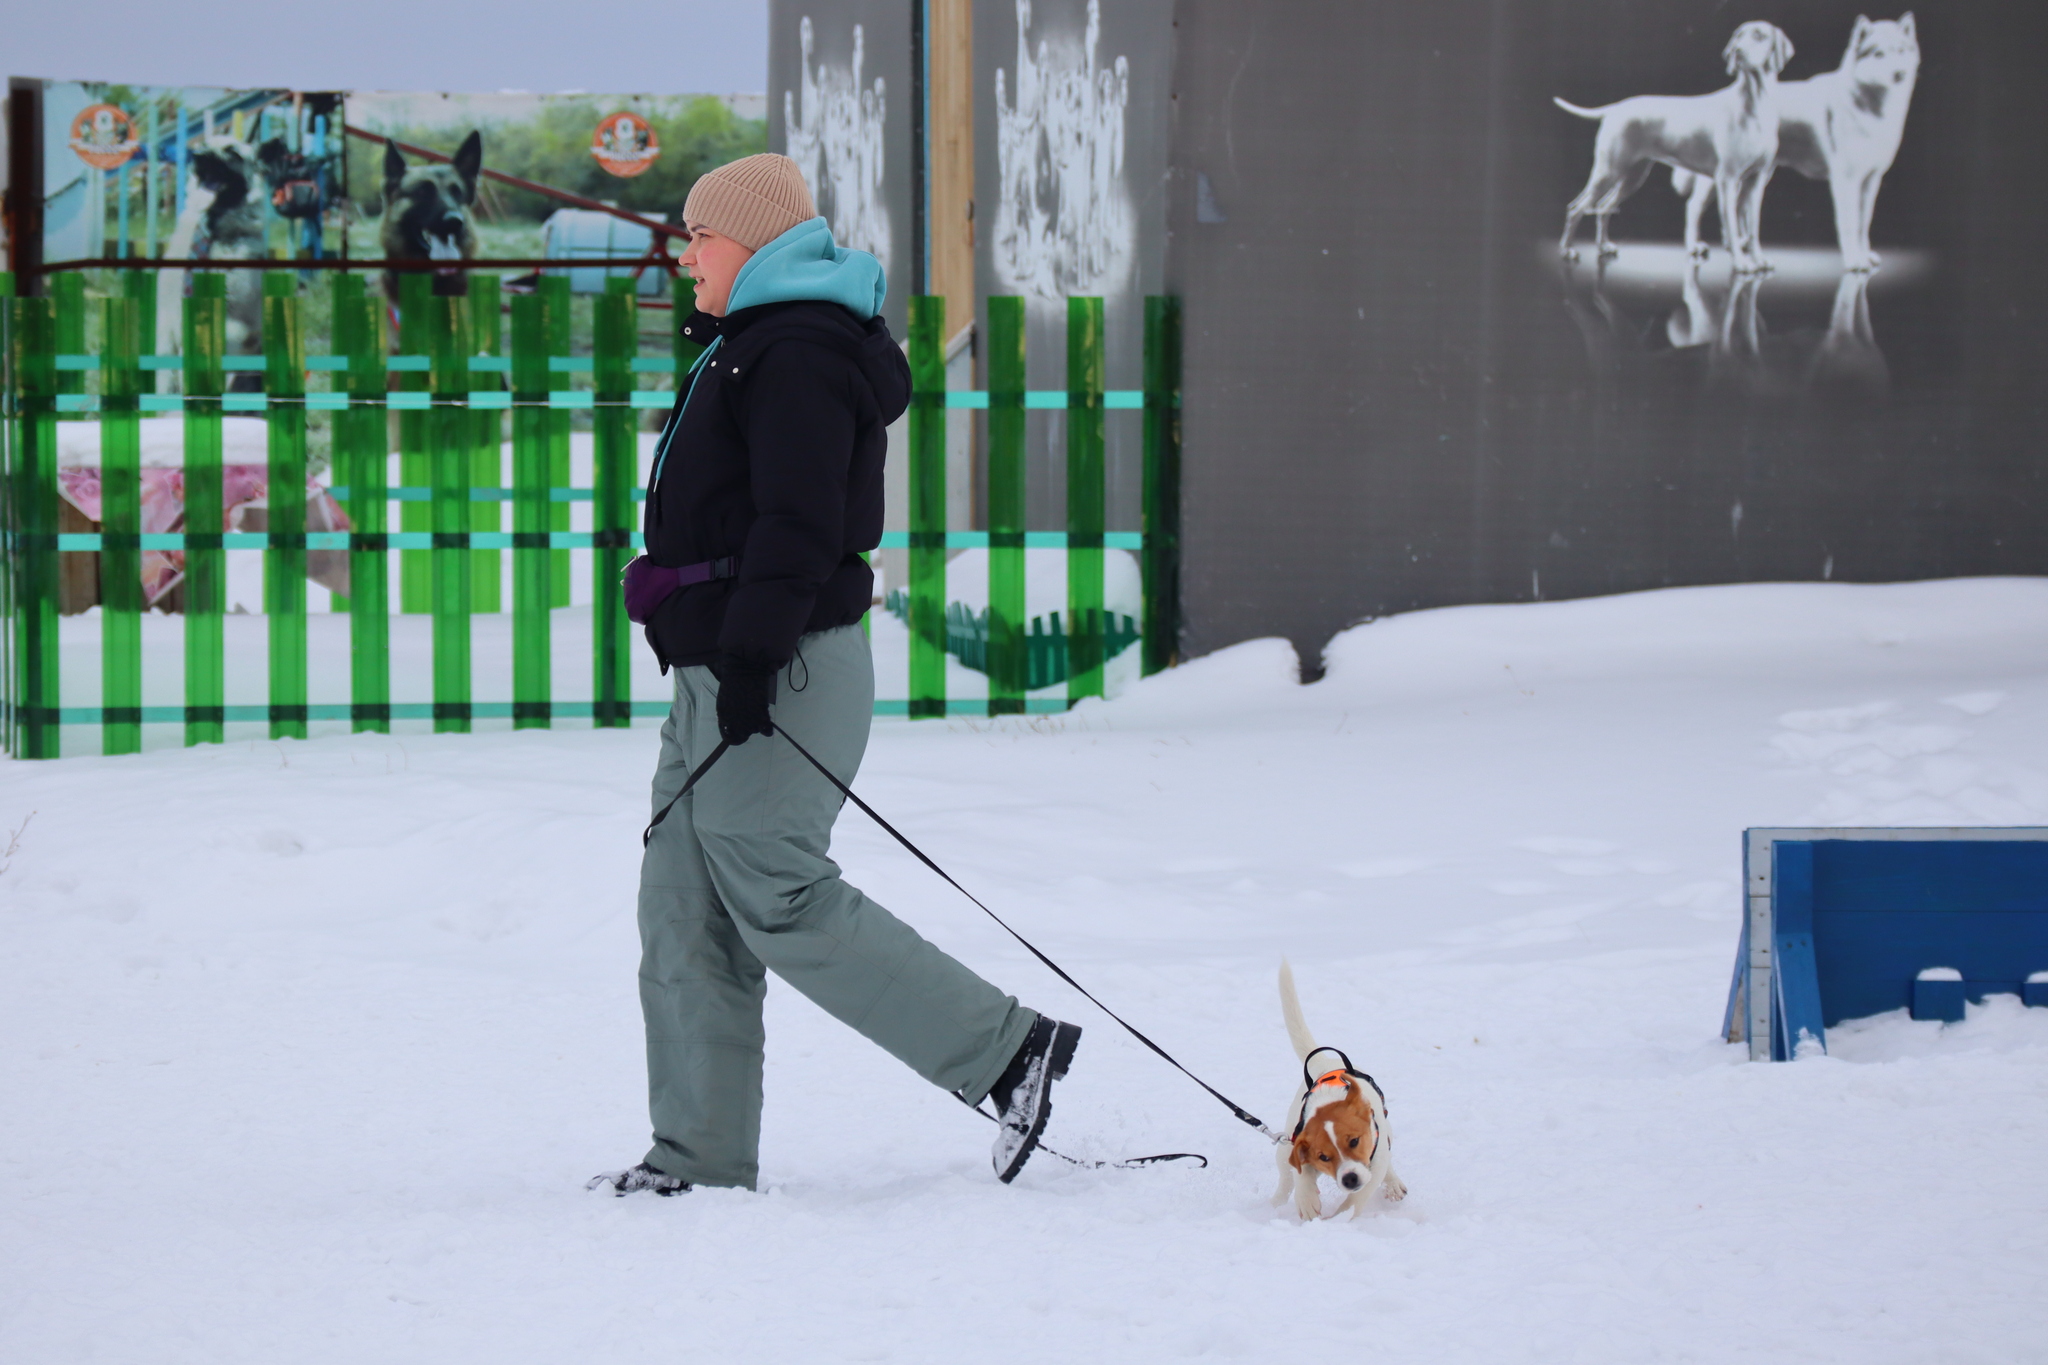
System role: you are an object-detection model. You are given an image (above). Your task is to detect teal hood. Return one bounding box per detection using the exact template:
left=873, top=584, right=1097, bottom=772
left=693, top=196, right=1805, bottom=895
left=724, top=217, right=887, bottom=320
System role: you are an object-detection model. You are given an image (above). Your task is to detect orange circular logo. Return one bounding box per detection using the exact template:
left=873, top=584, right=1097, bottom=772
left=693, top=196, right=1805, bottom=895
left=70, top=103, right=141, bottom=170
left=591, top=111, right=661, bottom=178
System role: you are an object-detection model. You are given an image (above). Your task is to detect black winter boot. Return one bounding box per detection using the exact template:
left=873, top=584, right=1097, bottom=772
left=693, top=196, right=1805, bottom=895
left=986, top=1017, right=1082, bottom=1183
left=586, top=1162, right=691, bottom=1196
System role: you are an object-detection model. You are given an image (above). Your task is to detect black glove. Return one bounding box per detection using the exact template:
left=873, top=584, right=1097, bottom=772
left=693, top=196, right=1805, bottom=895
left=713, top=655, right=777, bottom=746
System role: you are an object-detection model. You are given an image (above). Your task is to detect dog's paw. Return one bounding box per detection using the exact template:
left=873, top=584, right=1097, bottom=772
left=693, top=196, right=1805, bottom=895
left=1597, top=242, right=1619, bottom=259
left=1560, top=247, right=1581, bottom=263
left=1380, top=1173, right=1408, bottom=1203
left=1687, top=244, right=1711, bottom=260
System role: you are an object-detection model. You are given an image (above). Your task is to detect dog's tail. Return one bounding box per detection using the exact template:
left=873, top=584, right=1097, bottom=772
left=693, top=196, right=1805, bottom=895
left=1278, top=959, right=1318, bottom=1064
left=1552, top=96, right=1608, bottom=119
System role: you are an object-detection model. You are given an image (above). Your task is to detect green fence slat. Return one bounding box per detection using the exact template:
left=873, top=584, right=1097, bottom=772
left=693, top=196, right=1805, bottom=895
left=52, top=274, right=85, bottom=421
left=100, top=293, right=144, bottom=755
left=183, top=276, right=227, bottom=747
left=986, top=296, right=1027, bottom=715
left=1066, top=296, right=1106, bottom=702
left=1142, top=296, right=1182, bottom=677
left=430, top=289, right=473, bottom=733
left=470, top=274, right=503, bottom=615
left=591, top=281, right=635, bottom=728
left=541, top=276, right=573, bottom=609
left=510, top=291, right=551, bottom=729
left=907, top=296, right=947, bottom=719
left=9, top=298, right=60, bottom=757
left=398, top=273, right=432, bottom=614
left=334, top=274, right=390, bottom=732
left=125, top=270, right=157, bottom=401
left=264, top=273, right=309, bottom=740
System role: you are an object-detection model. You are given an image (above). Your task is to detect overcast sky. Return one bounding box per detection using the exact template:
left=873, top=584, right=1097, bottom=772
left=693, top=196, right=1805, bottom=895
left=4, top=0, right=767, bottom=95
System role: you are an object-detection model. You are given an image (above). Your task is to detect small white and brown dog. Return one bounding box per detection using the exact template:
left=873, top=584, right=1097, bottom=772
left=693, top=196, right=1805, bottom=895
left=1272, top=961, right=1406, bottom=1221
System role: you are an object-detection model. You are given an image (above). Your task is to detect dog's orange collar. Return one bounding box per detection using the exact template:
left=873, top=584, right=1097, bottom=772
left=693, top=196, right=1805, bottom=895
left=1310, top=1069, right=1351, bottom=1092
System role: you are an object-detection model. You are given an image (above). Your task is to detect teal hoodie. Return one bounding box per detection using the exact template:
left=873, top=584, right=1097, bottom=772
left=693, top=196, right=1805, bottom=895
left=724, top=217, right=888, bottom=320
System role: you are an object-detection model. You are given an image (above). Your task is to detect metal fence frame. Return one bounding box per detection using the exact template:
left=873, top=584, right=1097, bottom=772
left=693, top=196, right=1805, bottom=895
left=0, top=267, right=1182, bottom=757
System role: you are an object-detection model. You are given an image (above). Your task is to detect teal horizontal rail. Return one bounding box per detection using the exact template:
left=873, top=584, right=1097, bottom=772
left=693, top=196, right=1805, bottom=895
left=41, top=392, right=677, bottom=414
left=54, top=354, right=610, bottom=374
left=327, top=486, right=646, bottom=502
left=45, top=531, right=646, bottom=551
left=39, top=376, right=1157, bottom=413
left=39, top=528, right=1135, bottom=551
left=870, top=698, right=1073, bottom=716
left=939, top=390, right=1148, bottom=409
left=874, top=530, right=1143, bottom=550
left=34, top=701, right=676, bottom=725
left=15, top=697, right=1071, bottom=726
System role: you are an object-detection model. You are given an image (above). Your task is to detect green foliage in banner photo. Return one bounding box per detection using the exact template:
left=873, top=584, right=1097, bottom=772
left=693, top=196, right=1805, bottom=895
left=345, top=94, right=766, bottom=256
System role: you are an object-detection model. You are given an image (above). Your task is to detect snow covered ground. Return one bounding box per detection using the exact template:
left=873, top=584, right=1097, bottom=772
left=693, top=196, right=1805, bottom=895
left=5, top=578, right=2048, bottom=1364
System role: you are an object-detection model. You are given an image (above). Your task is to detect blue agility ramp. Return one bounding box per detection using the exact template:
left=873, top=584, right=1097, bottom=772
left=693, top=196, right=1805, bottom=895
left=1726, top=828, right=2048, bottom=1061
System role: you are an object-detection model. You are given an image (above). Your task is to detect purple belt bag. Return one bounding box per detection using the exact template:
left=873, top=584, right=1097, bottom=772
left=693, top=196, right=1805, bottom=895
left=621, top=554, right=739, bottom=625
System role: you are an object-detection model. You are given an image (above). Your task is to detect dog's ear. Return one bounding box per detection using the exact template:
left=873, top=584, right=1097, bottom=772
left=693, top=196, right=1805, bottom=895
left=1290, top=1136, right=1315, bottom=1172
left=383, top=139, right=408, bottom=194
left=1769, top=26, right=1793, bottom=74
left=256, top=137, right=290, bottom=175
left=1723, top=30, right=1744, bottom=74
left=451, top=131, right=483, bottom=197
left=1898, top=13, right=1916, bottom=43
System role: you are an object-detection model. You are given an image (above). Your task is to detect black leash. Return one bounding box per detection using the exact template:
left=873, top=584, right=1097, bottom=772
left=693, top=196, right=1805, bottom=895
left=642, top=739, right=731, bottom=847
left=770, top=722, right=1285, bottom=1145
left=951, top=1093, right=1205, bottom=1170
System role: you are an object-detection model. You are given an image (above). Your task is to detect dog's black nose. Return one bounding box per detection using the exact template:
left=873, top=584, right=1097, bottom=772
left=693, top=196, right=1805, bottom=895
left=1341, top=1172, right=1361, bottom=1190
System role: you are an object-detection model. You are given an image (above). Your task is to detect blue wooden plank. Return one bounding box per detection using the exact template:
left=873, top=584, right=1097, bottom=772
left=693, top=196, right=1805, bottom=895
left=1811, top=840, right=2048, bottom=1025
left=1773, top=932, right=1827, bottom=1058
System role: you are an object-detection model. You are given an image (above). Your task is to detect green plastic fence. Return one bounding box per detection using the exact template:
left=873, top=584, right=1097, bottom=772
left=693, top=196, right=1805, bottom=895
left=0, top=268, right=1181, bottom=757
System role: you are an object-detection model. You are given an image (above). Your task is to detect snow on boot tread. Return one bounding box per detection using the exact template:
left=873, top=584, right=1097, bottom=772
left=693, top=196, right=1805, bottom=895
left=990, top=1018, right=1082, bottom=1184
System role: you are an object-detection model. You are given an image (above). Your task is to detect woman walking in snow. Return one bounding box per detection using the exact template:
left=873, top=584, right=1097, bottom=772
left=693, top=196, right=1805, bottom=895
left=591, top=155, right=1079, bottom=1196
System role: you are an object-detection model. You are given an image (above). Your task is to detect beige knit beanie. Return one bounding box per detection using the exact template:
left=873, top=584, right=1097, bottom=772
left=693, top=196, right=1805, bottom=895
left=682, top=153, right=817, bottom=251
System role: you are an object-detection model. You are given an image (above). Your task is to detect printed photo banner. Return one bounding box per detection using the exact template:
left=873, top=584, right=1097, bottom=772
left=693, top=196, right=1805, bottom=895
left=24, top=83, right=768, bottom=292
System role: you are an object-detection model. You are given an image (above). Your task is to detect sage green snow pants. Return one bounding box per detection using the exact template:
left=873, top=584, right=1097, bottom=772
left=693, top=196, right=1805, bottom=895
left=638, top=623, right=1037, bottom=1188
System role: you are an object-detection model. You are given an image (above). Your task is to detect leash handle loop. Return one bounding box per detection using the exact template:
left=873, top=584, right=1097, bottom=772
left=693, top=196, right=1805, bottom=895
left=774, top=723, right=1281, bottom=1143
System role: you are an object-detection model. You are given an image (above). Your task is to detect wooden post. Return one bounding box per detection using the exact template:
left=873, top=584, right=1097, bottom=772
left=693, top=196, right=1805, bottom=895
left=926, top=0, right=976, bottom=336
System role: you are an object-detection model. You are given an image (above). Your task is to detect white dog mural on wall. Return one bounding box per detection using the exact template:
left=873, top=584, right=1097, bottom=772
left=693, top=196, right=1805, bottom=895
left=1555, top=15, right=1920, bottom=274
left=992, top=0, right=1133, bottom=301
left=784, top=16, right=892, bottom=273
left=1554, top=21, right=1797, bottom=271
left=1672, top=14, right=1920, bottom=273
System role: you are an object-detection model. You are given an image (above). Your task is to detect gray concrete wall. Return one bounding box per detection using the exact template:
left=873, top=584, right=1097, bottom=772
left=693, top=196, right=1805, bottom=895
left=1167, top=0, right=2048, bottom=675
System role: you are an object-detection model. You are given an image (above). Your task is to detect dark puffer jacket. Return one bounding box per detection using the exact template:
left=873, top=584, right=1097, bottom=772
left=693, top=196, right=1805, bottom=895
left=642, top=294, right=908, bottom=670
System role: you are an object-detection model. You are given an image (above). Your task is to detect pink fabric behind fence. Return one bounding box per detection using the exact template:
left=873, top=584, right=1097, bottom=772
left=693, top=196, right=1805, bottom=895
left=56, top=467, right=352, bottom=607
